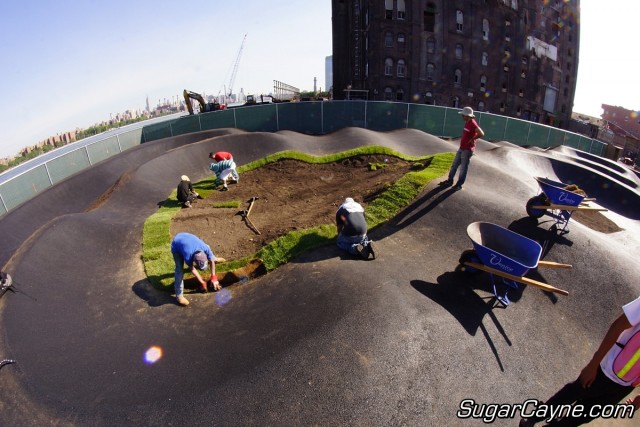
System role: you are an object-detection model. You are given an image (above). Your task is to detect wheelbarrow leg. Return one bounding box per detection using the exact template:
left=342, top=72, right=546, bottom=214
left=489, top=273, right=518, bottom=307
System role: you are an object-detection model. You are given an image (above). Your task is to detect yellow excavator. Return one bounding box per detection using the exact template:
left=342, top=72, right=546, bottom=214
left=183, top=89, right=226, bottom=115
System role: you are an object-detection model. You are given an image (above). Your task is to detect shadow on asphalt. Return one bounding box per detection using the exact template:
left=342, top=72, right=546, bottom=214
left=411, top=270, right=523, bottom=372
left=372, top=183, right=457, bottom=240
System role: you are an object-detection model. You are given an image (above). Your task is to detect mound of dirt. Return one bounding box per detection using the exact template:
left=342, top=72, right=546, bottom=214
left=170, top=155, right=415, bottom=261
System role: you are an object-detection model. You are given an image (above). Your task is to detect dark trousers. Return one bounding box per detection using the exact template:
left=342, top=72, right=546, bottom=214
left=535, top=367, right=634, bottom=426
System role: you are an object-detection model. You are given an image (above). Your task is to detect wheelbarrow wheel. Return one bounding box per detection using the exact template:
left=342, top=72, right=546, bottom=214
left=526, top=195, right=548, bottom=218
left=457, top=250, right=482, bottom=274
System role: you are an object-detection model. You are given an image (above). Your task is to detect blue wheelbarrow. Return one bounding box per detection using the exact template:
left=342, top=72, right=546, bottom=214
left=459, top=222, right=570, bottom=306
left=525, top=177, right=607, bottom=233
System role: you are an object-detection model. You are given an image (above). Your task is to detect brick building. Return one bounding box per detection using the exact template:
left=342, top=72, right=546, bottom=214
left=332, top=0, right=580, bottom=129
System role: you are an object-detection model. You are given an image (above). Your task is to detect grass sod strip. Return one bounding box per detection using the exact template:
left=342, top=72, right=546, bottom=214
left=142, top=148, right=454, bottom=289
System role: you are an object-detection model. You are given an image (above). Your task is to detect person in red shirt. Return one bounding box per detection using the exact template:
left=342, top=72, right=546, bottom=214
left=209, top=151, right=233, bottom=162
left=441, top=106, right=484, bottom=191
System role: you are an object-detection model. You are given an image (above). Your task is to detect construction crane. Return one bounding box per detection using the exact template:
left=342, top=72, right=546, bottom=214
left=224, top=34, right=247, bottom=103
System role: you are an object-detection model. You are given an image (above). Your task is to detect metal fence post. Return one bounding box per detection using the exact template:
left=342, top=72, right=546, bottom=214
left=442, top=108, right=447, bottom=135
left=276, top=104, right=280, bottom=131
left=321, top=102, right=324, bottom=134
left=116, top=134, right=123, bottom=153
left=405, top=103, right=410, bottom=128
left=0, top=193, right=8, bottom=213
left=198, top=114, right=202, bottom=132
left=44, top=163, right=54, bottom=185
left=85, top=146, right=92, bottom=166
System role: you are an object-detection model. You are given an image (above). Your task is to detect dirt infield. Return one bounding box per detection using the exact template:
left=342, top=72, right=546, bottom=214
left=170, top=155, right=415, bottom=262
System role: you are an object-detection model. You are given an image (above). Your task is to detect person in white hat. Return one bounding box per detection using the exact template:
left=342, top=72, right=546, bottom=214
left=335, top=197, right=376, bottom=260
left=441, top=106, right=484, bottom=190
left=176, top=175, right=199, bottom=208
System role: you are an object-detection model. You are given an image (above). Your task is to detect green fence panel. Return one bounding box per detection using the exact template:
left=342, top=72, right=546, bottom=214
left=0, top=199, right=7, bottom=215
left=200, top=109, right=237, bottom=130
left=47, top=149, right=91, bottom=184
left=171, top=115, right=202, bottom=136
left=322, top=101, right=367, bottom=132
left=479, top=114, right=508, bottom=141
left=563, top=132, right=581, bottom=149
left=87, top=136, right=120, bottom=165
left=548, top=128, right=566, bottom=147
left=234, top=105, right=278, bottom=132
left=408, top=104, right=447, bottom=135
left=577, top=136, right=593, bottom=152
left=527, top=123, right=552, bottom=148
left=118, top=128, right=143, bottom=150
left=277, top=102, right=323, bottom=134
left=442, top=107, right=464, bottom=137
left=365, top=102, right=408, bottom=131
left=142, top=121, right=175, bottom=142
left=504, top=119, right=531, bottom=146
left=591, top=140, right=606, bottom=156
left=0, top=165, right=52, bottom=211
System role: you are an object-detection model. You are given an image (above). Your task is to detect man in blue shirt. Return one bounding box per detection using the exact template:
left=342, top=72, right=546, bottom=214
left=170, top=232, right=225, bottom=306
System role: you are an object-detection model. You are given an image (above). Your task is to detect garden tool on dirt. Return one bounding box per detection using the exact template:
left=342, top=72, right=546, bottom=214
left=236, top=197, right=261, bottom=235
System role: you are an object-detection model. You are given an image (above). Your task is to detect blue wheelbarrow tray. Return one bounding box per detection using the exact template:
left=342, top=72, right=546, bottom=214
left=535, top=177, right=586, bottom=207
left=467, top=222, right=541, bottom=277
left=463, top=222, right=570, bottom=297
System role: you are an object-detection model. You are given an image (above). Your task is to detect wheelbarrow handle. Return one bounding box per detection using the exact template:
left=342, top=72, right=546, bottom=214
left=537, top=260, right=572, bottom=269
left=463, top=261, right=569, bottom=296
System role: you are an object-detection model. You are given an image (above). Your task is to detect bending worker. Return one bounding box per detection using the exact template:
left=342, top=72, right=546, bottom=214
left=209, top=151, right=239, bottom=191
left=336, top=197, right=376, bottom=260
left=170, top=232, right=225, bottom=306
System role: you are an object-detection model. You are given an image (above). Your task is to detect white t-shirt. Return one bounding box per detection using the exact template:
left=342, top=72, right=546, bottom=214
left=601, top=295, right=640, bottom=386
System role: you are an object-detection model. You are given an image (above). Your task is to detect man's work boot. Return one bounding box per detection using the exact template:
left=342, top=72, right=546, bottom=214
left=176, top=296, right=190, bottom=306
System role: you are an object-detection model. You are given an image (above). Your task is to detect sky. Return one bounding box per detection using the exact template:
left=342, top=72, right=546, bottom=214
left=0, top=0, right=636, bottom=159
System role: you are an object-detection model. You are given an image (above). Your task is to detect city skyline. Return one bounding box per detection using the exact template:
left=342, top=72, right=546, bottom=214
left=0, top=0, right=637, bottom=159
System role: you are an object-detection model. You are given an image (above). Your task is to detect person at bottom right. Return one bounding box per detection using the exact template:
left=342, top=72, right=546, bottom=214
left=520, top=295, right=640, bottom=426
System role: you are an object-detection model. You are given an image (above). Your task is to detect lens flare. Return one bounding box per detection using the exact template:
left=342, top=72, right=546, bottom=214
left=630, top=111, right=638, bottom=120
left=215, top=288, right=232, bottom=306
left=144, top=346, right=163, bottom=364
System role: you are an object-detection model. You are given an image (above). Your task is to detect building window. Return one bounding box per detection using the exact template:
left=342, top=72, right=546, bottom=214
left=384, top=87, right=393, bottom=101
left=500, top=103, right=506, bottom=112
left=519, top=89, right=524, bottom=97
left=521, top=70, right=526, bottom=78
left=426, top=63, right=435, bottom=81
left=397, top=33, right=406, bottom=51
left=567, top=62, right=572, bottom=70
left=482, top=19, right=489, bottom=40
left=397, top=59, right=406, bottom=77
left=522, top=55, right=528, bottom=65
left=564, top=88, right=569, bottom=97
left=456, top=10, right=464, bottom=32
left=568, top=48, right=572, bottom=57
left=480, top=75, right=487, bottom=92
left=452, top=96, right=460, bottom=108
left=511, top=0, right=518, bottom=9
left=427, top=38, right=435, bottom=54
left=424, top=3, right=436, bottom=32
left=455, top=44, right=463, bottom=60
left=516, top=106, right=522, bottom=116
left=478, top=101, right=485, bottom=111
left=482, top=52, right=488, bottom=66
left=385, top=58, right=394, bottom=76
left=385, top=0, right=393, bottom=19
left=565, top=75, right=570, bottom=84
left=396, top=88, right=404, bottom=101
left=454, top=69, right=462, bottom=86
left=502, top=83, right=507, bottom=92
left=397, top=0, right=406, bottom=20
left=385, top=32, right=393, bottom=48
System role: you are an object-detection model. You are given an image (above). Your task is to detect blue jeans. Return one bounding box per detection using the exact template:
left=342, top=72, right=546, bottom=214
left=337, top=233, right=368, bottom=255
left=448, top=149, right=473, bottom=186
left=172, top=251, right=185, bottom=298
